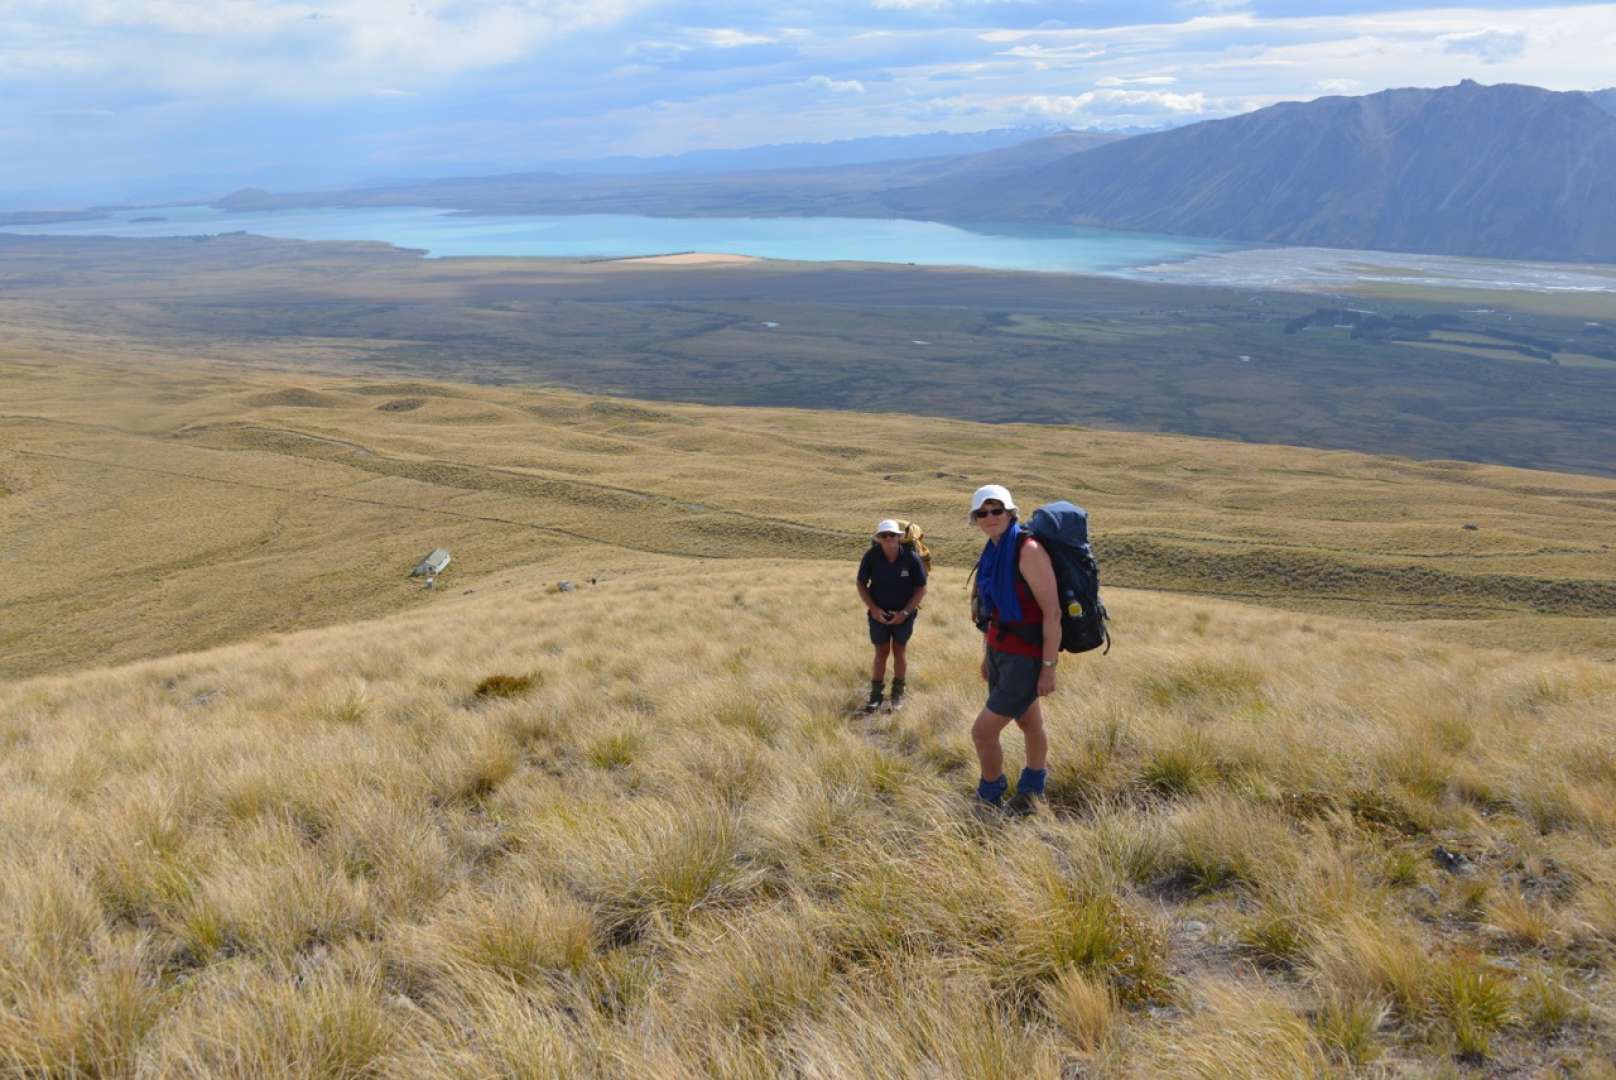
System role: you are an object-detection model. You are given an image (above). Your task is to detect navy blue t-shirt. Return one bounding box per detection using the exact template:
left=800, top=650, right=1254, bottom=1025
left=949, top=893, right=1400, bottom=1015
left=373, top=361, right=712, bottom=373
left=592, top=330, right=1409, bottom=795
left=857, top=546, right=927, bottom=613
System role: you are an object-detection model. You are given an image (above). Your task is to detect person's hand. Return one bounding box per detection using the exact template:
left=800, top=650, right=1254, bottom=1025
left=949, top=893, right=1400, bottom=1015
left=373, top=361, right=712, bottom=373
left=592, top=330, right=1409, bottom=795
left=1037, top=666, right=1056, bottom=697
left=979, top=655, right=991, bottom=682
left=895, top=608, right=912, bottom=622
left=868, top=605, right=887, bottom=622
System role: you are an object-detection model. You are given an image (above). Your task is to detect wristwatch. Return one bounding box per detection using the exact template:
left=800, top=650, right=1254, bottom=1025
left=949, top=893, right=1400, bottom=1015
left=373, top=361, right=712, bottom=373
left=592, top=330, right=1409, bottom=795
left=1041, top=659, right=1057, bottom=668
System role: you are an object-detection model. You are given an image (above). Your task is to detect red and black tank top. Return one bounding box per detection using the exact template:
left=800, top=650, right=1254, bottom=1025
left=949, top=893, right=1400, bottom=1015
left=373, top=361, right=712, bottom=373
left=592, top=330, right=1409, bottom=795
left=986, top=534, right=1044, bottom=659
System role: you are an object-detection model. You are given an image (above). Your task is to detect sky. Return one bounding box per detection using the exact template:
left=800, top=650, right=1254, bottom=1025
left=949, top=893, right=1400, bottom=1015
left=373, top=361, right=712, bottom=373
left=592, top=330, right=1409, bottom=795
left=4, top=0, right=1616, bottom=205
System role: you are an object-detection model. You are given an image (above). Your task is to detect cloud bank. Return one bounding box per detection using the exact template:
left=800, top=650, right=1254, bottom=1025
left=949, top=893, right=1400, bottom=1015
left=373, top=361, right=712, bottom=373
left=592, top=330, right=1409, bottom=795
left=2, top=1, right=1615, bottom=203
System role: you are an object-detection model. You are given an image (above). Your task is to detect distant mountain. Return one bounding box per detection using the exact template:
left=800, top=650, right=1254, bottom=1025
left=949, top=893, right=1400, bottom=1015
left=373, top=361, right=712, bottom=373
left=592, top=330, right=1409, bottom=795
left=538, top=126, right=1096, bottom=175
left=931, top=81, right=1616, bottom=262
left=214, top=130, right=1126, bottom=219
left=1590, top=88, right=1616, bottom=116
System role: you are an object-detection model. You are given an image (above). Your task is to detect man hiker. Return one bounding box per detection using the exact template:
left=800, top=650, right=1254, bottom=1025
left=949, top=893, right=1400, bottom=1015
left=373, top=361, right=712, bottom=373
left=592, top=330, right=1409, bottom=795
left=856, top=518, right=928, bottom=712
left=968, top=484, right=1061, bottom=812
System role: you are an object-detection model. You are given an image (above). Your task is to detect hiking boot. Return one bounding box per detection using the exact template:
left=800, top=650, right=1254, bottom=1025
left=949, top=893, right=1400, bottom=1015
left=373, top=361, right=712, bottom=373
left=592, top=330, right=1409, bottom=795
left=1006, top=766, right=1048, bottom=816
left=888, top=678, right=906, bottom=711
left=862, top=681, right=885, bottom=713
left=1005, top=789, right=1043, bottom=817
left=976, top=774, right=1009, bottom=808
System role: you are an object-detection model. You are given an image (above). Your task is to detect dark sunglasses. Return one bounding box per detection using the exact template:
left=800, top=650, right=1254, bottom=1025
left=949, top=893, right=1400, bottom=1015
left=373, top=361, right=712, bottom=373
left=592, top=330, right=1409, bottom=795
left=971, top=507, right=1008, bottom=520
left=876, top=532, right=898, bottom=539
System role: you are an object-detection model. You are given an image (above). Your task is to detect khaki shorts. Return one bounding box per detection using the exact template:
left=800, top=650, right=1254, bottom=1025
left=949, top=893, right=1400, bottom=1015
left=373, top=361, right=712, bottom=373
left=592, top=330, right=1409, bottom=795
left=985, top=648, right=1041, bottom=719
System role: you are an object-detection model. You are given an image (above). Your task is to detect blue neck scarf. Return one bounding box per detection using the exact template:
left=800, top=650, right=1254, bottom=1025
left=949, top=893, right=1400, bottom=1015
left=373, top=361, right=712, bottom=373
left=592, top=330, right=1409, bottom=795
left=976, top=520, right=1023, bottom=622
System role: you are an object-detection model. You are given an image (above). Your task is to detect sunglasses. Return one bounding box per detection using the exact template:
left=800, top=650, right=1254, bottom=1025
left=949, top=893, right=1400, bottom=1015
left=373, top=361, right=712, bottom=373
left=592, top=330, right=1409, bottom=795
left=971, top=507, right=1008, bottom=520
left=876, top=532, right=898, bottom=539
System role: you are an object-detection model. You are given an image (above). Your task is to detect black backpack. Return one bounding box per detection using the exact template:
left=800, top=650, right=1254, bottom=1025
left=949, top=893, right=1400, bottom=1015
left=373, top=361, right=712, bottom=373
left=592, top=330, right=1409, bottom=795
left=1026, top=501, right=1111, bottom=655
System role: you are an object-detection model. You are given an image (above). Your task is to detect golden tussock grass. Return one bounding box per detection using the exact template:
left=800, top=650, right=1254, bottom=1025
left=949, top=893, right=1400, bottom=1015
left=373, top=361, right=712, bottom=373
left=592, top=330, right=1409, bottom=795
left=5, top=352, right=1616, bottom=682
left=2, top=557, right=1614, bottom=1075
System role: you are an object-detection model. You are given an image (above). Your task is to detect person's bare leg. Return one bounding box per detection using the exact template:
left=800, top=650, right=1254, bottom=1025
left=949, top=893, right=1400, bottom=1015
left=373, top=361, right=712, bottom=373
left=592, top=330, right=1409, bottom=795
left=972, top=708, right=1013, bottom=781
left=1014, top=700, right=1048, bottom=771
left=870, top=642, right=891, bottom=682
left=891, top=641, right=908, bottom=681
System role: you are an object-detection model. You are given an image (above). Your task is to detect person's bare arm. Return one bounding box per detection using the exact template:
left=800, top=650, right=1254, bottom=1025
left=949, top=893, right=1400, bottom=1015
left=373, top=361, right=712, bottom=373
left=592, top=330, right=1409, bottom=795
left=1019, top=538, right=1062, bottom=694
left=897, top=585, right=926, bottom=620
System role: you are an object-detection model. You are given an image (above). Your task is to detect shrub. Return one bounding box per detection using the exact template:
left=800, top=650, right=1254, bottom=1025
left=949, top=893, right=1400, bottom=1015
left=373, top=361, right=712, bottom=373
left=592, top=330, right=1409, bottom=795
left=472, top=673, right=540, bottom=699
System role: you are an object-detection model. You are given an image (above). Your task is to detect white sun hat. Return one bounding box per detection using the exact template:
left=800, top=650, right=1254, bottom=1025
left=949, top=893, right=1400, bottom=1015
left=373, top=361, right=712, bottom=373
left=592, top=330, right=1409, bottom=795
left=969, top=484, right=1017, bottom=517
left=874, top=518, right=902, bottom=536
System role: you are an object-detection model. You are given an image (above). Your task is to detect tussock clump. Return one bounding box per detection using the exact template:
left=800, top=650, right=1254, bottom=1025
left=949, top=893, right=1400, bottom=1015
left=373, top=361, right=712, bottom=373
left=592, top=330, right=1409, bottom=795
left=399, top=881, right=595, bottom=990
left=1139, top=729, right=1220, bottom=797
left=998, top=850, right=1170, bottom=1005
left=1135, top=980, right=1328, bottom=1079
left=1161, top=794, right=1298, bottom=895
left=1040, top=965, right=1117, bottom=1055
left=472, top=672, right=540, bottom=700
left=1310, top=990, right=1388, bottom=1069
left=673, top=909, right=831, bottom=1037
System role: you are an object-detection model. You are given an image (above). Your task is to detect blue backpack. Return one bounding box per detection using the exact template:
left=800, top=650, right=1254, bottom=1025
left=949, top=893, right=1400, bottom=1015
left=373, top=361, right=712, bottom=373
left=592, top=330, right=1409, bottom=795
left=1027, top=501, right=1111, bottom=655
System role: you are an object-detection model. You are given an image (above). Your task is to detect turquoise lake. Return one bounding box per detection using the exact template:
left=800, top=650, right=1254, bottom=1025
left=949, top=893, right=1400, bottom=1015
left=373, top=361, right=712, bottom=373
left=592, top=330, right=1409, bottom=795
left=4, top=205, right=1239, bottom=275
left=11, top=205, right=1615, bottom=294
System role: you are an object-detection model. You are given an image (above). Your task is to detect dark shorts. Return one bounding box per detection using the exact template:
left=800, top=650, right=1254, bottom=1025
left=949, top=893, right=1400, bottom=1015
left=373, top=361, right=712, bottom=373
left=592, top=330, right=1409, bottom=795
left=869, top=613, right=917, bottom=646
left=985, top=648, right=1041, bottom=719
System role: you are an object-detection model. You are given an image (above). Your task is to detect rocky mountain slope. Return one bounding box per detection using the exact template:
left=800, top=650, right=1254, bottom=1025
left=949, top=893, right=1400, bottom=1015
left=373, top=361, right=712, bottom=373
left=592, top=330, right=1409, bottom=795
left=927, top=81, right=1616, bottom=262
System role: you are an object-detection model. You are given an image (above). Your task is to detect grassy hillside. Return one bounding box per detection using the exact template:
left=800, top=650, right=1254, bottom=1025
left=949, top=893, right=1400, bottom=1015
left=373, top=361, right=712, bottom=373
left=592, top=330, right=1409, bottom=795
left=4, top=352, right=1614, bottom=680
left=3, top=559, right=1613, bottom=1076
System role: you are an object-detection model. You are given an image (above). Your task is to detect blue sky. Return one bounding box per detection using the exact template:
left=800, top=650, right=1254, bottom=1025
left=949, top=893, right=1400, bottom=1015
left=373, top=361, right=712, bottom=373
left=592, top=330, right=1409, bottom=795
left=4, top=1, right=1615, bottom=205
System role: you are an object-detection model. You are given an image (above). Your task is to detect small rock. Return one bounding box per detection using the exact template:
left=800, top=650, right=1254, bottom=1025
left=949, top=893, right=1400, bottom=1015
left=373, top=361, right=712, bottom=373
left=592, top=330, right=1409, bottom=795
left=1462, top=523, right=1479, bottom=531
left=1432, top=846, right=1474, bottom=875
left=1181, top=920, right=1209, bottom=939
left=1415, top=885, right=1441, bottom=905
left=557, top=580, right=575, bottom=593
left=188, top=688, right=226, bottom=708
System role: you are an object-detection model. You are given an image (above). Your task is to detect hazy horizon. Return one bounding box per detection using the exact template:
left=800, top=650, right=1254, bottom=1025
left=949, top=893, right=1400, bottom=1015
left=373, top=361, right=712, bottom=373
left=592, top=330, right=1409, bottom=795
left=4, top=1, right=1616, bottom=208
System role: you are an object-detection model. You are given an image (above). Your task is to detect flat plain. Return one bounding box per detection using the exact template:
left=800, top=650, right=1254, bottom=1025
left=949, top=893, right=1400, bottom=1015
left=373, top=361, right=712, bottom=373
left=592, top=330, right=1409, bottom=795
left=3, top=233, right=1613, bottom=475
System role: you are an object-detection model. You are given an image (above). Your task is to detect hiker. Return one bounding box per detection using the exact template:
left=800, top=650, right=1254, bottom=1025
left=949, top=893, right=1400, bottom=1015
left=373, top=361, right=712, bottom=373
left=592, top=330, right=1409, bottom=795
left=856, top=518, right=928, bottom=711
left=968, top=484, right=1061, bottom=811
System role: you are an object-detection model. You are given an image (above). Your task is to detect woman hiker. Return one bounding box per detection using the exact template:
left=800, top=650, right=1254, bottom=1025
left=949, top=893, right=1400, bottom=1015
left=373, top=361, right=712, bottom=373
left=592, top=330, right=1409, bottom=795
left=856, top=519, right=928, bottom=712
left=968, top=484, right=1061, bottom=812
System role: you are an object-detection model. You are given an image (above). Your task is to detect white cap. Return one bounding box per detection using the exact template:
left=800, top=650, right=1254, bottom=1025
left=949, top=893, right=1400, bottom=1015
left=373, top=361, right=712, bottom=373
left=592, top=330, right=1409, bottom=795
left=874, top=519, right=902, bottom=536
left=969, top=484, right=1017, bottom=514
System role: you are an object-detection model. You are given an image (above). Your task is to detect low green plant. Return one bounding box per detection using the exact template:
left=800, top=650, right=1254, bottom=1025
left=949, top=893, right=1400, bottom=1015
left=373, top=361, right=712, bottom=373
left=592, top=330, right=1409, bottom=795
left=1435, top=955, right=1512, bottom=1061
left=1313, top=991, right=1387, bottom=1068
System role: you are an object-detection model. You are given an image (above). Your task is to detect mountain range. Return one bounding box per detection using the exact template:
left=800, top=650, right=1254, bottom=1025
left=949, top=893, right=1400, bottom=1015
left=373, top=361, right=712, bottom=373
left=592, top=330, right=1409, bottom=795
left=205, top=81, right=1616, bottom=264
left=915, top=81, right=1616, bottom=262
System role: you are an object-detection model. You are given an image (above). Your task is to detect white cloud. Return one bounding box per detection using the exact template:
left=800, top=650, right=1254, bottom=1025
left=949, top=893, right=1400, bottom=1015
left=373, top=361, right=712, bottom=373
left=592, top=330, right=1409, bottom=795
left=1439, top=28, right=1527, bottom=63
left=1096, top=75, right=1176, bottom=87
left=998, top=42, right=1106, bottom=65
left=1314, top=78, right=1358, bottom=93
left=695, top=28, right=777, bottom=48
left=1019, top=89, right=1208, bottom=117
left=0, top=0, right=659, bottom=98
left=805, top=74, right=866, bottom=94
